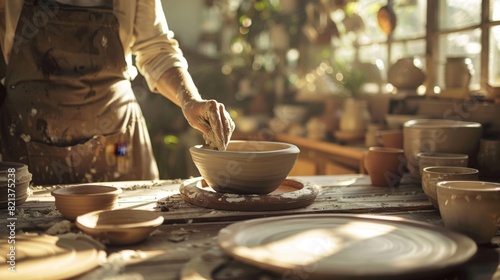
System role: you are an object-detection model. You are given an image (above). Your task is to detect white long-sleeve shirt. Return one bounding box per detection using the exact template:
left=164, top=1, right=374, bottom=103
left=0, top=0, right=189, bottom=92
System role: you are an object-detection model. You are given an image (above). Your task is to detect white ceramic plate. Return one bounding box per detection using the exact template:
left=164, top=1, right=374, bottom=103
left=218, top=214, right=477, bottom=280
left=0, top=234, right=106, bottom=280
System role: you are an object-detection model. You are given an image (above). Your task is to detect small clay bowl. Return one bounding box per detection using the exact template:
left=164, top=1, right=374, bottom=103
left=190, top=140, right=300, bottom=195
left=417, top=152, right=469, bottom=177
left=436, top=180, right=500, bottom=244
left=76, top=209, right=164, bottom=245
left=51, top=185, right=122, bottom=220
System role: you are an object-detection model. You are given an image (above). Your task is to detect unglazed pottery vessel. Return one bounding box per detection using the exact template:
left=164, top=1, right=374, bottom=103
left=0, top=161, right=32, bottom=208
left=377, top=130, right=404, bottom=149
left=421, top=166, right=479, bottom=209
left=436, top=181, right=500, bottom=244
left=364, top=147, right=406, bottom=187
left=339, top=98, right=371, bottom=134
left=444, top=57, right=472, bottom=88
left=51, top=185, right=122, bottom=220
left=403, top=119, right=482, bottom=178
left=417, top=152, right=469, bottom=178
left=387, top=57, right=426, bottom=90
left=76, top=209, right=164, bottom=245
left=477, top=138, right=500, bottom=179
left=190, top=140, right=300, bottom=194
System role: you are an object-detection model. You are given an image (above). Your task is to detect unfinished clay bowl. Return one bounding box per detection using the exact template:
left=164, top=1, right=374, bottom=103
left=421, top=166, right=479, bottom=209
left=51, top=185, right=122, bottom=220
left=76, top=209, right=164, bottom=245
left=0, top=161, right=32, bottom=208
left=404, top=119, right=482, bottom=178
left=190, top=140, right=300, bottom=194
left=436, top=180, right=500, bottom=244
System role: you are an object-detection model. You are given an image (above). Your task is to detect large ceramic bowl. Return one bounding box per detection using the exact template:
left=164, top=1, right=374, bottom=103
left=76, top=209, right=164, bottom=245
left=436, top=181, right=500, bottom=244
left=51, top=185, right=122, bottom=220
left=0, top=162, right=32, bottom=208
left=190, top=140, right=300, bottom=195
left=403, top=119, right=482, bottom=178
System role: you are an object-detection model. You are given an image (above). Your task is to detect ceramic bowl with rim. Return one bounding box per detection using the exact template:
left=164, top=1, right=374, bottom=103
left=76, top=209, right=164, bottom=245
left=189, top=140, right=300, bottom=195
left=403, top=119, right=482, bottom=178
left=436, top=180, right=500, bottom=244
left=417, top=152, right=469, bottom=177
left=0, top=161, right=32, bottom=208
left=421, top=166, right=479, bottom=209
left=51, top=185, right=122, bottom=220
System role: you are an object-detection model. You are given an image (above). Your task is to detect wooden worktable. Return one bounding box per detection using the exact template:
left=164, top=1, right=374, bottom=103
left=1, top=175, right=499, bottom=279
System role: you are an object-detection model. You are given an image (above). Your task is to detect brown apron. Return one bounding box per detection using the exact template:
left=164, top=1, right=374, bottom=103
left=0, top=0, right=159, bottom=185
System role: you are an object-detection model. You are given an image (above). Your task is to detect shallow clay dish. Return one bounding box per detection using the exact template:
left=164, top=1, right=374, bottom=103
left=0, top=234, right=105, bottom=280
left=76, top=209, right=164, bottom=245
left=178, top=177, right=319, bottom=211
left=51, top=185, right=122, bottom=220
left=190, top=140, right=300, bottom=195
left=218, top=214, right=477, bottom=280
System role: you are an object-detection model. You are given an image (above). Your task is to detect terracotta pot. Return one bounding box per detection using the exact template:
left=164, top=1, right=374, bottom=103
left=364, top=147, right=406, bottom=187
left=377, top=130, right=404, bottom=149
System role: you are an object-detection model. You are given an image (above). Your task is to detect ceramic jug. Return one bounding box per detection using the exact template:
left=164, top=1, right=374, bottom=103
left=444, top=57, right=472, bottom=88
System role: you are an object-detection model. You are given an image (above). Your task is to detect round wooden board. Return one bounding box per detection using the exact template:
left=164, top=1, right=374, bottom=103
left=179, top=177, right=319, bottom=211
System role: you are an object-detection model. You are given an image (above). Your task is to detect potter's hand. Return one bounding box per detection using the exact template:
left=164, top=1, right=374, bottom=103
left=181, top=99, right=235, bottom=151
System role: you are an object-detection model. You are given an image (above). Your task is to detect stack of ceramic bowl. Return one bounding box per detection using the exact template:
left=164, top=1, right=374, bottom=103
left=0, top=162, right=32, bottom=208
left=403, top=119, right=482, bottom=178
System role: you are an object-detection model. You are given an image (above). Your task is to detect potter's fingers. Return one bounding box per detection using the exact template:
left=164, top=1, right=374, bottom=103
left=219, top=103, right=235, bottom=147
left=205, top=101, right=226, bottom=150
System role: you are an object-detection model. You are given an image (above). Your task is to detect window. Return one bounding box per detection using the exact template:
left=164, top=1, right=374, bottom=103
left=327, top=0, right=500, bottom=97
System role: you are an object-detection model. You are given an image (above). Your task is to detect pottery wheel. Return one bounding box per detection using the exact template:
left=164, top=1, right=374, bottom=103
left=180, top=246, right=278, bottom=280
left=179, top=177, right=319, bottom=211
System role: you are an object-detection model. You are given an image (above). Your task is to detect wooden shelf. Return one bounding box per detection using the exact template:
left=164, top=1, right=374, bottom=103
left=273, top=134, right=367, bottom=176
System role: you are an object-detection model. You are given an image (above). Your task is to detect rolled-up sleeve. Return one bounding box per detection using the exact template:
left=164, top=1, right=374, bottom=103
left=130, top=0, right=188, bottom=92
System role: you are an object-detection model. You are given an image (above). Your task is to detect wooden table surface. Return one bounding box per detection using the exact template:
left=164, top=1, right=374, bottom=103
left=2, top=175, right=499, bottom=280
